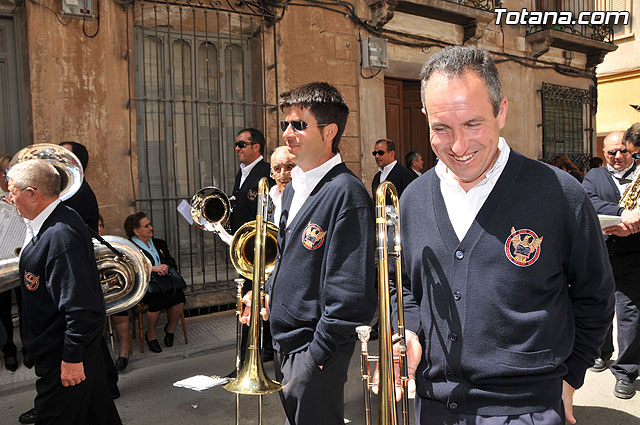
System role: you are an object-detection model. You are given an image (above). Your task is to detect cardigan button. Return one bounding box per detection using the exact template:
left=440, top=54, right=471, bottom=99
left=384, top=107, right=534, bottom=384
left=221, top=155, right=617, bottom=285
left=448, top=402, right=458, bottom=410
left=449, top=332, right=458, bottom=342
left=453, top=291, right=462, bottom=301
left=455, top=250, right=464, bottom=260
left=446, top=371, right=456, bottom=379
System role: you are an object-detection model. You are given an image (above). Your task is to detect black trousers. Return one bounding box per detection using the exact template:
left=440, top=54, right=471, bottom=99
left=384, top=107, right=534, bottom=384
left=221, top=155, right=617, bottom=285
left=34, top=335, right=121, bottom=425
left=609, top=254, right=640, bottom=382
left=275, top=342, right=355, bottom=425
left=0, top=287, right=21, bottom=357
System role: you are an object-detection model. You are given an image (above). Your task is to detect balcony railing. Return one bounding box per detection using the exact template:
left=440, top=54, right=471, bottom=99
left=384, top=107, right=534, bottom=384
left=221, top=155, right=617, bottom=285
left=443, top=0, right=495, bottom=12
left=526, top=0, right=614, bottom=43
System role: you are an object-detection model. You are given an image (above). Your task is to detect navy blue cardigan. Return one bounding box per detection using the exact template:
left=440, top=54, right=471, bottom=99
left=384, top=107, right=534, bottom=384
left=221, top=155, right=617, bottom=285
left=266, top=163, right=377, bottom=366
left=19, top=203, right=105, bottom=368
left=394, top=150, right=614, bottom=415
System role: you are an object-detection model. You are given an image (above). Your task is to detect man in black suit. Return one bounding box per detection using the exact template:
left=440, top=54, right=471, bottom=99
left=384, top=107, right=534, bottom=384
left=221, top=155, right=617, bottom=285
left=583, top=126, right=640, bottom=400
left=230, top=128, right=274, bottom=233
left=371, top=139, right=416, bottom=197
left=230, top=128, right=275, bottom=366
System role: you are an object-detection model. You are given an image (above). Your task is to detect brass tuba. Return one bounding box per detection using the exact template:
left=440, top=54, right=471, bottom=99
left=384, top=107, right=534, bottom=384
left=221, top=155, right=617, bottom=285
left=0, top=144, right=150, bottom=315
left=356, top=181, right=410, bottom=425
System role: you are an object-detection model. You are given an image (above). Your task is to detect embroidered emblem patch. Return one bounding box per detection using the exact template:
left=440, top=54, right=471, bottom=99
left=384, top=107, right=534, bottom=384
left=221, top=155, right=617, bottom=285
left=302, top=222, right=327, bottom=250
left=505, top=227, right=543, bottom=267
left=24, top=272, right=40, bottom=291
left=247, top=189, right=258, bottom=201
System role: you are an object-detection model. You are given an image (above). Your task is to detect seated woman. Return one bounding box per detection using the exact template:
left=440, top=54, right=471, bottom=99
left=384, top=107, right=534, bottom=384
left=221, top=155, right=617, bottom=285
left=124, top=212, right=185, bottom=353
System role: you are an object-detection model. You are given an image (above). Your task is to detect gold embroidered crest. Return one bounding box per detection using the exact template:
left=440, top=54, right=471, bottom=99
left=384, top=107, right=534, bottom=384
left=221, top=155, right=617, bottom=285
left=504, top=227, right=543, bottom=267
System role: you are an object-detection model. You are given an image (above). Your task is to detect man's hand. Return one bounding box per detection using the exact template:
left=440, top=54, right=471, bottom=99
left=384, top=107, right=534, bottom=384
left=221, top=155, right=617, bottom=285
left=620, top=209, right=640, bottom=233
left=603, top=223, right=632, bottom=237
left=562, top=380, right=577, bottom=424
left=239, top=291, right=269, bottom=325
left=60, top=361, right=85, bottom=387
left=372, top=330, right=422, bottom=402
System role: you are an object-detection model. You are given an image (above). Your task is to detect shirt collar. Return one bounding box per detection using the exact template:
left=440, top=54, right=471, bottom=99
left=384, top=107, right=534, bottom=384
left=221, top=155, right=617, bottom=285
left=25, top=198, right=61, bottom=238
left=435, top=137, right=510, bottom=191
left=291, top=153, right=342, bottom=195
left=607, top=161, right=634, bottom=177
left=378, top=160, right=397, bottom=173
left=240, top=155, right=263, bottom=175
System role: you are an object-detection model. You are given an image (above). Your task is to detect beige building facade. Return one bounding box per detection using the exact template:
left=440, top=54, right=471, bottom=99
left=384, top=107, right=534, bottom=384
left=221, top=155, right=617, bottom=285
left=0, top=0, right=618, bottom=305
left=596, top=0, right=639, bottom=155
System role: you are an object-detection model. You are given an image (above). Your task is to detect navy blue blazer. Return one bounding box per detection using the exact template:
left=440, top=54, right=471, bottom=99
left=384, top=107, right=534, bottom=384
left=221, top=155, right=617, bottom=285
left=230, top=160, right=274, bottom=233
left=371, top=162, right=416, bottom=199
left=583, top=165, right=640, bottom=255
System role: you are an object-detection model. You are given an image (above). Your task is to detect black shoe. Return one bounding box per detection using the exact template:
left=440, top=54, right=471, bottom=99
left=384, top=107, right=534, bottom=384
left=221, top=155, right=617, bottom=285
left=589, top=355, right=611, bottom=372
left=262, top=349, right=274, bottom=363
left=22, top=350, right=34, bottom=369
left=115, top=356, right=128, bottom=372
left=163, top=324, right=174, bottom=347
left=614, top=379, right=636, bottom=399
left=18, top=408, right=37, bottom=424
left=5, top=355, right=18, bottom=372
left=145, top=333, right=162, bottom=353
left=111, top=384, right=121, bottom=400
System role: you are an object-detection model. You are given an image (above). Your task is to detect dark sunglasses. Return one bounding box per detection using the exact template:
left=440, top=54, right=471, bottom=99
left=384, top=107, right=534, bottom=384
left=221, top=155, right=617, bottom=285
left=607, top=148, right=628, bottom=156
left=235, top=141, right=256, bottom=149
left=280, top=120, right=327, bottom=133
left=372, top=150, right=388, bottom=157
left=633, top=153, right=640, bottom=160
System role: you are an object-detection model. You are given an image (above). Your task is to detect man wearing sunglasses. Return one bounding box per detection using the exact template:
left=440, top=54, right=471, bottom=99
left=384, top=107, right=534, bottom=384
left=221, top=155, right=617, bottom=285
left=371, top=139, right=416, bottom=199
left=249, top=82, right=376, bottom=425
left=583, top=125, right=640, bottom=400
left=230, top=127, right=275, bottom=368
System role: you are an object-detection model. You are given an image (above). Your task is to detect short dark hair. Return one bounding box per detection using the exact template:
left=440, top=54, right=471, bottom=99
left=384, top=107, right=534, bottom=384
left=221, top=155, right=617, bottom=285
left=124, top=212, right=148, bottom=239
left=59, top=141, right=89, bottom=171
left=624, top=122, right=640, bottom=148
left=375, top=139, right=395, bottom=152
left=588, top=157, right=603, bottom=169
left=279, top=82, right=349, bottom=154
left=420, top=46, right=502, bottom=116
left=405, top=151, right=420, bottom=168
left=237, top=128, right=266, bottom=155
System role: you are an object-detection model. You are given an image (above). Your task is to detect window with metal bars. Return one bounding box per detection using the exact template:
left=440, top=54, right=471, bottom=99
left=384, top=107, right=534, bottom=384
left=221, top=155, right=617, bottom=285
left=130, top=0, right=278, bottom=294
left=540, top=82, right=595, bottom=172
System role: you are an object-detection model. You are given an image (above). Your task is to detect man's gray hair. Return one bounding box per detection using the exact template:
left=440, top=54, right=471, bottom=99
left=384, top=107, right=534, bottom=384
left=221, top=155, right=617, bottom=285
left=420, top=46, right=502, bottom=116
left=7, top=159, right=61, bottom=198
left=270, top=146, right=292, bottom=165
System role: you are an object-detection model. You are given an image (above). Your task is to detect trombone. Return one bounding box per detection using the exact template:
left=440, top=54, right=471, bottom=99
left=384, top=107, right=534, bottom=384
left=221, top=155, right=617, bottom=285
left=356, top=181, right=410, bottom=425
left=191, top=178, right=281, bottom=425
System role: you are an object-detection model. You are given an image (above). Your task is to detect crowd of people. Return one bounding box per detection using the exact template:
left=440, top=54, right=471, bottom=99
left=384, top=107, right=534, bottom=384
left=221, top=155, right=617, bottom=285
left=0, top=45, right=638, bottom=425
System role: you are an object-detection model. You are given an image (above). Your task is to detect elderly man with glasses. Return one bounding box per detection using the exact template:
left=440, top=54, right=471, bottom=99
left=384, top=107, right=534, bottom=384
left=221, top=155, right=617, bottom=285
left=583, top=125, right=640, bottom=400
left=6, top=159, right=121, bottom=425
left=269, top=146, right=295, bottom=225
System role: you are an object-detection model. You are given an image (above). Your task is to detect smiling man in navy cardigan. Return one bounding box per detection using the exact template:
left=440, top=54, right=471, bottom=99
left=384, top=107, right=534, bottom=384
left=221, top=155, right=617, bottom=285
left=393, top=46, right=614, bottom=425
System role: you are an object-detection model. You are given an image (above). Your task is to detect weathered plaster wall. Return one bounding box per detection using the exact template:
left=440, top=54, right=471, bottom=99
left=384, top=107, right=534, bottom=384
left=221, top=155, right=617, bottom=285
left=25, top=0, right=134, bottom=236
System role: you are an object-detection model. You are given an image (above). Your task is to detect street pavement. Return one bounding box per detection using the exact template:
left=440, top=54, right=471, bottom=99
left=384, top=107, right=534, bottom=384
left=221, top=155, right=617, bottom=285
left=0, top=310, right=638, bottom=424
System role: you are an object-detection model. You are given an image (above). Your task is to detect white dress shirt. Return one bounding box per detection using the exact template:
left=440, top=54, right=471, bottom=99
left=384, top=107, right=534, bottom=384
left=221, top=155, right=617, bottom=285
left=287, top=154, right=342, bottom=227
left=379, top=160, right=397, bottom=182
left=435, top=137, right=510, bottom=241
left=239, top=155, right=263, bottom=188
left=607, top=162, right=635, bottom=195
left=22, top=198, right=61, bottom=249
left=270, top=184, right=284, bottom=225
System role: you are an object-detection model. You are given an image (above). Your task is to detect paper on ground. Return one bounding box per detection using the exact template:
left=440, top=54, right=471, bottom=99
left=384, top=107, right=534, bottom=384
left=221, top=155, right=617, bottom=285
left=173, top=375, right=228, bottom=391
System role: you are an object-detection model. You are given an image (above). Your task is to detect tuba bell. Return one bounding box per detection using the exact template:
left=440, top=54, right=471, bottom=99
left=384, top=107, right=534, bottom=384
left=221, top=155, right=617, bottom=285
left=0, top=144, right=150, bottom=315
left=190, top=186, right=279, bottom=278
